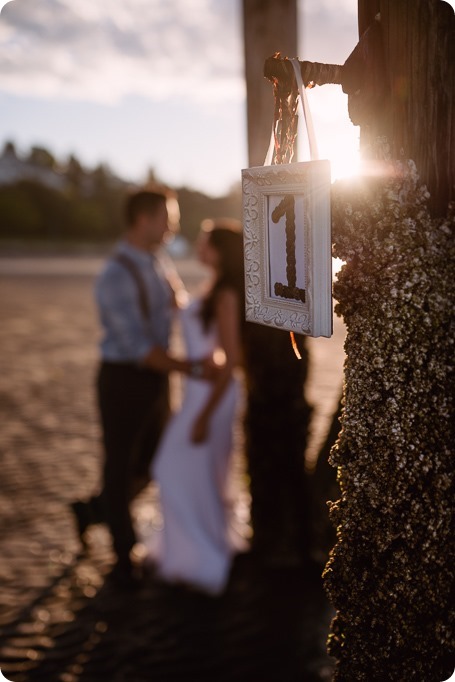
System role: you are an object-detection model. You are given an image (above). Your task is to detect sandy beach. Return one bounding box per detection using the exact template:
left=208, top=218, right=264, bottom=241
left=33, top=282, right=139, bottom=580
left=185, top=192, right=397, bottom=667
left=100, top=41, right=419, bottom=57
left=0, top=254, right=345, bottom=681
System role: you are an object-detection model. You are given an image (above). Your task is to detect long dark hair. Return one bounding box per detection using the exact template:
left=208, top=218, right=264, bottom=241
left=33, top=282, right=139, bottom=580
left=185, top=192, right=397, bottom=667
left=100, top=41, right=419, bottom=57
left=199, top=218, right=245, bottom=332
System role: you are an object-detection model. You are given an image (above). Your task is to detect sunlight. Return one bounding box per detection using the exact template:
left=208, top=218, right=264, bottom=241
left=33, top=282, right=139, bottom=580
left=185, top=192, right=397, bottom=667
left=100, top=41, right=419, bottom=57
left=332, top=257, right=344, bottom=278
left=296, top=85, right=361, bottom=184
left=330, top=145, right=361, bottom=182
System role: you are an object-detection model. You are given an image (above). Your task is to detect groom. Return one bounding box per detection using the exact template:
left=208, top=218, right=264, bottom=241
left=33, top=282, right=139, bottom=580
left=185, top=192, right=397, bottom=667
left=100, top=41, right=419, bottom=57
left=71, top=188, right=214, bottom=587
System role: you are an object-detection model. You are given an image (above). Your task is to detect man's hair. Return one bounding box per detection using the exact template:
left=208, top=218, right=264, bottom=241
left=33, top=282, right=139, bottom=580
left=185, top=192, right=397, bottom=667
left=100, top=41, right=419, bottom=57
left=124, top=189, right=168, bottom=227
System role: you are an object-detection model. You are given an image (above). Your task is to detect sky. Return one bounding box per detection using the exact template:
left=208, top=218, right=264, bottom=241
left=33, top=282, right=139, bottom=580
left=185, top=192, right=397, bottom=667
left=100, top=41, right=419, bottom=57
left=0, top=0, right=453, bottom=197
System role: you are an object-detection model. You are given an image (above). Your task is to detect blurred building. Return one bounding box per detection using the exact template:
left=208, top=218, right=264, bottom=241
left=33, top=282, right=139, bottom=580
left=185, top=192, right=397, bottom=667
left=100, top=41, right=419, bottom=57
left=0, top=142, right=66, bottom=191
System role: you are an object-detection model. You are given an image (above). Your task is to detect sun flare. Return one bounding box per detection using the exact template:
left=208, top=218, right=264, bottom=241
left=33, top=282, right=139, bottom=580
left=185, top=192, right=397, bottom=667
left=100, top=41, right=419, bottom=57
left=330, top=150, right=361, bottom=182
left=296, top=122, right=361, bottom=183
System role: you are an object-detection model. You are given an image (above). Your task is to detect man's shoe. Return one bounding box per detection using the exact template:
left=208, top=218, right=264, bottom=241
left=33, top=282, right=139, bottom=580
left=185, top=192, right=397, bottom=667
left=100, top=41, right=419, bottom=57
left=70, top=500, right=92, bottom=548
left=107, top=562, right=144, bottom=591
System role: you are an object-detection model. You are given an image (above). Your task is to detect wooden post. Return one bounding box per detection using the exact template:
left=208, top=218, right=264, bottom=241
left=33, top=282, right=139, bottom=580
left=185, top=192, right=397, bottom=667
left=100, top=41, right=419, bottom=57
left=327, top=2, right=454, bottom=679
left=242, top=0, right=313, bottom=564
left=264, top=0, right=455, bottom=215
left=262, top=1, right=454, bottom=678
left=354, top=0, right=455, bottom=215
left=243, top=0, right=298, bottom=167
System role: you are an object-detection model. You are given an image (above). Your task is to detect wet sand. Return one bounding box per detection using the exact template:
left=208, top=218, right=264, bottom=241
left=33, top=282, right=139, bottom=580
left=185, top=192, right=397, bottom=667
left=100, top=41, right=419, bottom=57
left=0, top=256, right=345, bottom=682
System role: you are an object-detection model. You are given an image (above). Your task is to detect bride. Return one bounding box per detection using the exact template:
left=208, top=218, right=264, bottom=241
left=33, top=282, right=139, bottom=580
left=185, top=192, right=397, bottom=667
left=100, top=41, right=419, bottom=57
left=144, top=218, right=247, bottom=595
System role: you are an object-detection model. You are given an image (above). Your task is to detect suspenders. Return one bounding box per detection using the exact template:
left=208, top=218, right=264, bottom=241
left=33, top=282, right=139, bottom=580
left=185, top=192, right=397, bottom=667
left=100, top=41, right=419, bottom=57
left=113, top=253, right=150, bottom=319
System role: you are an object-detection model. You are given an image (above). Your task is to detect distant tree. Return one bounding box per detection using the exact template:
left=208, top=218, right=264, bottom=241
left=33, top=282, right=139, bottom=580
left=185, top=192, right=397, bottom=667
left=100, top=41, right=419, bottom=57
left=210, top=184, right=242, bottom=223
left=90, top=163, right=111, bottom=196
left=2, top=140, right=17, bottom=158
left=176, top=185, right=242, bottom=243
left=65, top=154, right=85, bottom=196
left=27, top=146, right=56, bottom=170
left=88, top=163, right=127, bottom=237
left=177, top=187, right=216, bottom=242
left=67, top=198, right=109, bottom=239
left=145, top=168, right=159, bottom=186
left=0, top=143, right=245, bottom=245
left=0, top=186, right=41, bottom=237
left=13, top=180, right=70, bottom=239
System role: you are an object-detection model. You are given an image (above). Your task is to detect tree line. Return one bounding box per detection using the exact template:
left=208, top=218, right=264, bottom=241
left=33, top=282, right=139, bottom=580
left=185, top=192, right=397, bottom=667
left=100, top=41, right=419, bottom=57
left=0, top=141, right=242, bottom=244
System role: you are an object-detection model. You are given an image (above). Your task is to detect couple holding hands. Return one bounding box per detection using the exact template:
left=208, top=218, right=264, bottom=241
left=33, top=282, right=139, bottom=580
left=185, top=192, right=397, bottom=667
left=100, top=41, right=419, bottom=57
left=72, top=188, right=246, bottom=595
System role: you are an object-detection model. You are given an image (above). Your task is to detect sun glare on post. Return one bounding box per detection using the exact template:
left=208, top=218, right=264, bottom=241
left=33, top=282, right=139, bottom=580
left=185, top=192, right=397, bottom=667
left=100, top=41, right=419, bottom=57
left=325, top=135, right=360, bottom=278
left=330, top=147, right=361, bottom=182
left=330, top=149, right=359, bottom=278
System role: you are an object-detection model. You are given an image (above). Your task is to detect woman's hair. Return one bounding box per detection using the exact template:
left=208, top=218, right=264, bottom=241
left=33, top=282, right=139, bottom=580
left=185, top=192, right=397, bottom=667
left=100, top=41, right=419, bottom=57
left=199, top=218, right=245, bottom=332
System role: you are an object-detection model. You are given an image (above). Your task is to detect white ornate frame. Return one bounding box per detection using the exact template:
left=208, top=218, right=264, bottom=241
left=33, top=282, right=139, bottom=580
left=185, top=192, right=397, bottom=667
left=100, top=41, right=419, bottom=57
left=242, top=160, right=332, bottom=338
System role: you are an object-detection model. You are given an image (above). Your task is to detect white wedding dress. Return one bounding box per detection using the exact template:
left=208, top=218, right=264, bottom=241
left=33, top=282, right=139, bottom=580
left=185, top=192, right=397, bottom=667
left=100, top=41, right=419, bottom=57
left=146, top=298, right=244, bottom=595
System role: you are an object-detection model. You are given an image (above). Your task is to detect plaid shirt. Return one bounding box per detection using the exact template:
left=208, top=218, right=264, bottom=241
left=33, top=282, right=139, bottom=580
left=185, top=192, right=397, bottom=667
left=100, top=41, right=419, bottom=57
left=95, top=240, right=174, bottom=362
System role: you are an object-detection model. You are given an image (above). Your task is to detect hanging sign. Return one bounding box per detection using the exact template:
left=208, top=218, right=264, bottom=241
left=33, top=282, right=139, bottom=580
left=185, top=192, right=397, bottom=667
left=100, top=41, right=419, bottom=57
left=242, top=57, right=332, bottom=338
left=242, top=159, right=332, bottom=338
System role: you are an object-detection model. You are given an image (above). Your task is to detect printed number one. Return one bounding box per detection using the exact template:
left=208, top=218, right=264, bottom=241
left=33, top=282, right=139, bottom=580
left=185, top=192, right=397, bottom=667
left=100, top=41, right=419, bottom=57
left=271, top=195, right=306, bottom=303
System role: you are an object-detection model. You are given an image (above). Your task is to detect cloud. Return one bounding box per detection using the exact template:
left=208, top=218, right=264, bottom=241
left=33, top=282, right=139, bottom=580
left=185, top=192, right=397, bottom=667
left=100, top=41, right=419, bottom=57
left=299, top=0, right=358, bottom=64
left=0, top=1, right=14, bottom=12
left=0, top=0, right=364, bottom=195
left=0, top=0, right=244, bottom=104
left=0, top=0, right=361, bottom=107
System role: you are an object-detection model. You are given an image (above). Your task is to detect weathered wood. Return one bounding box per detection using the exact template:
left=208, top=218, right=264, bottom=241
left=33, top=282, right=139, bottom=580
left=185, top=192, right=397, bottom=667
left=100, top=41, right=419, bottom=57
left=263, top=56, right=343, bottom=89
left=242, top=0, right=313, bottom=564
left=324, top=2, right=455, bottom=679
left=261, top=3, right=454, bottom=678
left=358, top=0, right=381, bottom=35
left=354, top=0, right=455, bottom=215
left=264, top=0, right=455, bottom=215
left=243, top=0, right=298, bottom=167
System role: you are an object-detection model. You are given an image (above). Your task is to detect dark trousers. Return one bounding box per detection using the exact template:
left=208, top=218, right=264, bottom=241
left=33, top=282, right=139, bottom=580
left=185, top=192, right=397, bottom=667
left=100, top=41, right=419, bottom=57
left=95, top=361, right=170, bottom=568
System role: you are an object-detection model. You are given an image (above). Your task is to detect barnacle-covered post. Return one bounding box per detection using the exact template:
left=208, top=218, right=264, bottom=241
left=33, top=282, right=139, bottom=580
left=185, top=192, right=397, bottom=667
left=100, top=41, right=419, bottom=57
left=266, top=0, right=454, bottom=679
